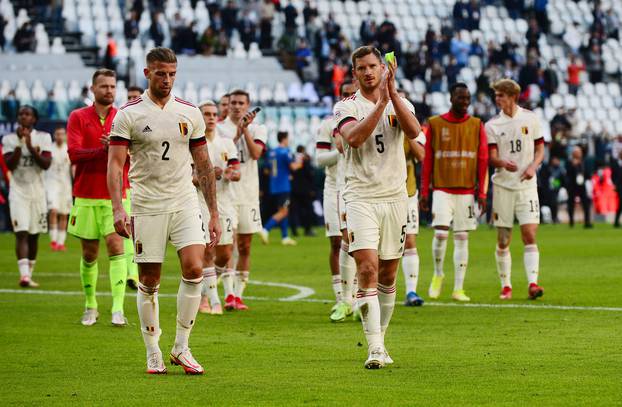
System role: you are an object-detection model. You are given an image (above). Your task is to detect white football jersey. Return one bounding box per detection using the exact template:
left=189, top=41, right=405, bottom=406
left=333, top=90, right=413, bottom=203
left=2, top=129, right=52, bottom=200
left=217, top=117, right=268, bottom=205
left=47, top=142, right=72, bottom=187
left=315, top=116, right=340, bottom=191
left=110, top=92, right=206, bottom=215
left=197, top=132, right=238, bottom=217
left=486, top=107, right=543, bottom=190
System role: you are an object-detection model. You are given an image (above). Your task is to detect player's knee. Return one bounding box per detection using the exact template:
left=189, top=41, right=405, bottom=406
left=521, top=232, right=536, bottom=245
left=238, top=241, right=251, bottom=257
left=357, top=260, right=377, bottom=282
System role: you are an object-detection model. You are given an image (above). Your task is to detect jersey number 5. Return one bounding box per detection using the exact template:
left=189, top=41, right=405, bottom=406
left=375, top=134, right=385, bottom=153
left=161, top=141, right=170, bottom=161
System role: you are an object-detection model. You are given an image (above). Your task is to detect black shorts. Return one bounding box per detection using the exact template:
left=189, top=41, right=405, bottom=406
left=273, top=193, right=290, bottom=208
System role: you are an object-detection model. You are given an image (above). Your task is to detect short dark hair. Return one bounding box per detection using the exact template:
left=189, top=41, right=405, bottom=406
left=146, top=47, right=177, bottom=65
left=449, top=82, right=469, bottom=96
left=92, top=68, right=116, bottom=85
left=127, top=85, right=144, bottom=93
left=229, top=89, right=250, bottom=103
left=339, top=81, right=354, bottom=96
left=19, top=105, right=39, bottom=122
left=220, top=93, right=230, bottom=100
left=277, top=131, right=288, bottom=143
left=351, top=46, right=382, bottom=68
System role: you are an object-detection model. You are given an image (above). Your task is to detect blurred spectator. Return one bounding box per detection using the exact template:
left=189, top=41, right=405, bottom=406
left=445, top=56, right=461, bottom=87
left=525, top=18, right=541, bottom=53
left=222, top=0, right=239, bottom=38
left=104, top=33, right=118, bottom=71
left=567, top=55, right=585, bottom=95
left=0, top=16, right=6, bottom=51
left=585, top=44, right=603, bottom=83
left=302, top=0, right=317, bottom=26
left=604, top=9, right=619, bottom=39
left=359, top=13, right=376, bottom=45
left=426, top=61, right=444, bottom=92
left=238, top=9, right=257, bottom=51
left=283, top=1, right=298, bottom=31
left=472, top=92, right=496, bottom=122
left=504, top=0, right=524, bottom=19
left=124, top=11, right=140, bottom=41
left=149, top=12, right=165, bottom=47
left=1, top=90, right=20, bottom=122
left=538, top=156, right=564, bottom=223
left=277, top=27, right=298, bottom=69
left=176, top=22, right=198, bottom=55
left=542, top=59, right=559, bottom=96
left=565, top=147, right=593, bottom=228
left=469, top=37, right=485, bottom=59
left=199, top=27, right=228, bottom=56
left=533, top=0, right=549, bottom=33
left=295, top=38, right=313, bottom=80
left=467, top=0, right=481, bottom=31
left=453, top=0, right=469, bottom=31
left=13, top=22, right=36, bottom=53
left=289, top=145, right=316, bottom=237
left=450, top=32, right=470, bottom=67
left=518, top=56, right=539, bottom=90
left=259, top=0, right=276, bottom=49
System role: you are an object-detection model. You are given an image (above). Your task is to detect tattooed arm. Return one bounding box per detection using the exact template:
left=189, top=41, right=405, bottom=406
left=108, top=144, right=130, bottom=238
left=191, top=143, right=222, bottom=247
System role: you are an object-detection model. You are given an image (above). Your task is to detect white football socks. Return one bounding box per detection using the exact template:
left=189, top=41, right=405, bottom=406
left=234, top=270, right=249, bottom=298
left=356, top=287, right=382, bottom=350
left=49, top=227, right=57, bottom=244
left=174, top=276, right=203, bottom=351
left=453, top=232, right=469, bottom=291
left=495, top=245, right=512, bottom=288
left=137, top=282, right=161, bottom=355
left=432, top=230, right=449, bottom=277
left=222, top=268, right=235, bottom=298
left=28, top=260, right=36, bottom=277
left=339, top=242, right=356, bottom=305
left=57, top=230, right=67, bottom=246
left=331, top=274, right=342, bottom=302
left=524, top=244, right=540, bottom=285
left=17, top=258, right=29, bottom=278
left=202, top=267, right=220, bottom=306
left=401, top=248, right=419, bottom=294
left=377, top=283, right=396, bottom=336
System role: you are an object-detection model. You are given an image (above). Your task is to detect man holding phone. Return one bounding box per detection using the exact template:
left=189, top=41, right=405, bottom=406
left=216, top=90, right=268, bottom=311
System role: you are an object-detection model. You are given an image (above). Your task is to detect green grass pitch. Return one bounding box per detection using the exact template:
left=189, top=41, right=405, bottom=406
left=0, top=225, right=620, bottom=405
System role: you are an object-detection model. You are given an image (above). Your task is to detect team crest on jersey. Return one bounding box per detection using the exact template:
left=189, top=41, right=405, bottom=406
left=388, top=115, right=398, bottom=127
left=521, top=126, right=529, bottom=135
left=178, top=122, right=189, bottom=137
left=441, top=127, right=450, bottom=141
left=135, top=240, right=143, bottom=255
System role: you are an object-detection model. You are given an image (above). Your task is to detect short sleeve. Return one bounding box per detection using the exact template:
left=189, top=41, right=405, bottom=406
left=1, top=134, right=16, bottom=154
left=316, top=118, right=334, bottom=149
left=109, top=109, right=132, bottom=145
left=532, top=116, right=543, bottom=141
left=401, top=97, right=416, bottom=116
left=39, top=132, right=53, bottom=153
left=333, top=99, right=357, bottom=131
left=190, top=107, right=206, bottom=140
left=415, top=131, right=426, bottom=146
left=485, top=121, right=498, bottom=146
left=225, top=139, right=239, bottom=163
left=252, top=124, right=268, bottom=151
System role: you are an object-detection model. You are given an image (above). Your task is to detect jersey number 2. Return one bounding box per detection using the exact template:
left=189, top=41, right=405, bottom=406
left=161, top=141, right=170, bottom=160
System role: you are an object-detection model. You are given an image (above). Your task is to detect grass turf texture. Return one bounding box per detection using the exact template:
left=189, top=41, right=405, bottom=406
left=0, top=225, right=620, bottom=406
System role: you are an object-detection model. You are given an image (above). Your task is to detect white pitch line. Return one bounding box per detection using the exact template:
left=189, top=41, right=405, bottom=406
left=0, top=272, right=316, bottom=302
left=1, top=288, right=621, bottom=312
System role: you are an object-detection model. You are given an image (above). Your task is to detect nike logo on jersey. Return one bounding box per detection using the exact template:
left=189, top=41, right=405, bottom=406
left=143, top=125, right=152, bottom=133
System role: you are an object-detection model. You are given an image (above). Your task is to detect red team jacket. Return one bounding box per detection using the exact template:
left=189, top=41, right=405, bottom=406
left=67, top=105, right=129, bottom=200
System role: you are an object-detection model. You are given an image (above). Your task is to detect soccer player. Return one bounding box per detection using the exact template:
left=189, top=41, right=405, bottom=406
left=402, top=123, right=426, bottom=306
left=334, top=46, right=421, bottom=368
left=486, top=79, right=545, bottom=300
left=259, top=131, right=301, bottom=246
left=319, top=81, right=359, bottom=322
left=420, top=83, right=488, bottom=302
left=195, top=100, right=240, bottom=315
left=217, top=89, right=267, bottom=311
left=108, top=47, right=221, bottom=374
left=46, top=127, right=72, bottom=252
left=2, top=105, right=52, bottom=287
left=127, top=86, right=143, bottom=102
left=218, top=93, right=230, bottom=122
left=67, top=68, right=129, bottom=327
